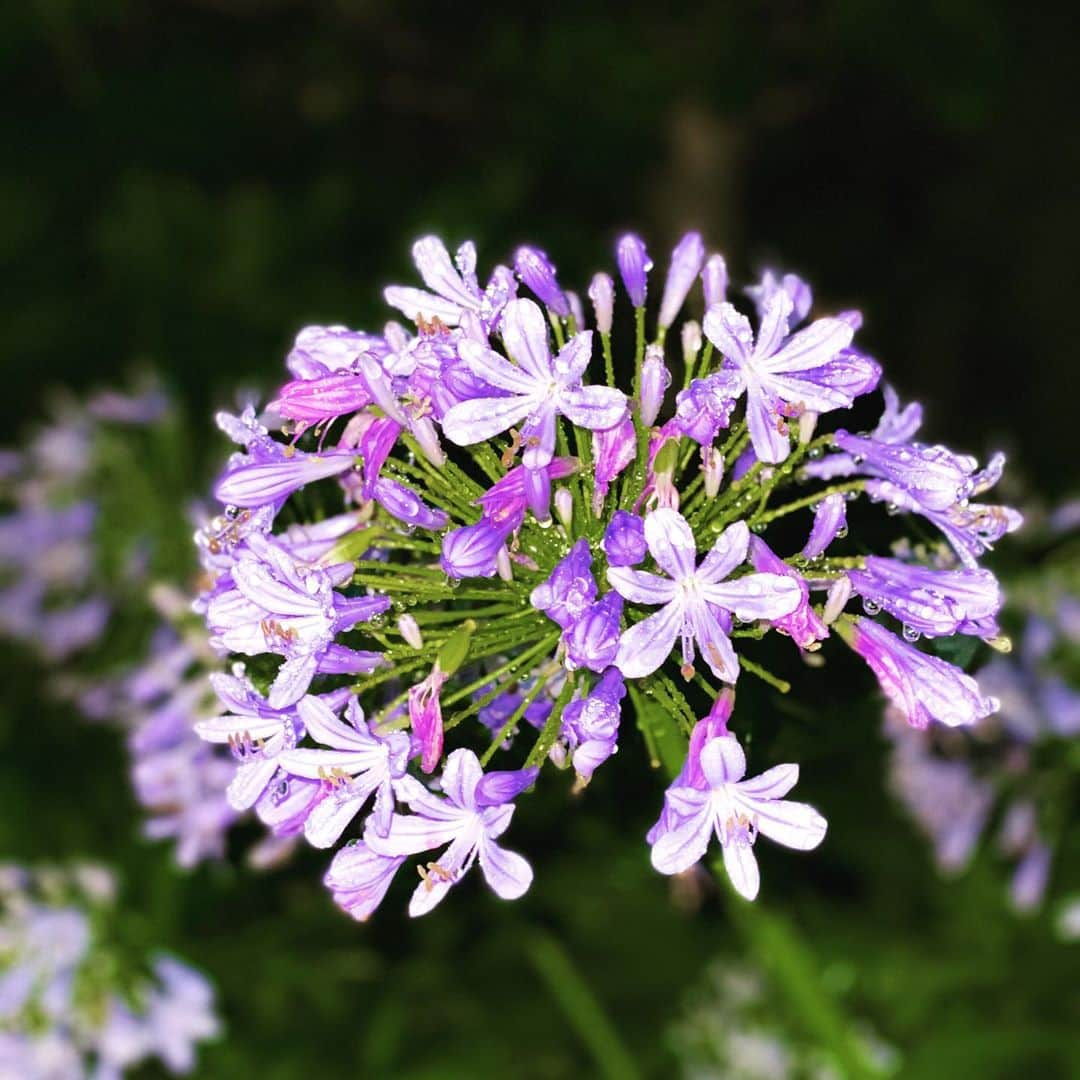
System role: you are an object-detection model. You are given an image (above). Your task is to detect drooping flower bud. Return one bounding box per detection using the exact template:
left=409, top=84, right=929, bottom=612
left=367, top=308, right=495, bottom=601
left=514, top=247, right=570, bottom=317
left=658, top=232, right=705, bottom=329
left=591, top=417, right=635, bottom=514
left=524, top=466, right=552, bottom=523
left=616, top=234, right=652, bottom=308
left=639, top=344, right=671, bottom=427
left=587, top=273, right=614, bottom=335
left=564, top=591, right=623, bottom=673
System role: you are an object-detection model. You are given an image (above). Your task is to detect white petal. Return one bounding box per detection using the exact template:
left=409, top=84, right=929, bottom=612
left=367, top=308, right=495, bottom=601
left=442, top=395, right=536, bottom=446
left=644, top=508, right=698, bottom=580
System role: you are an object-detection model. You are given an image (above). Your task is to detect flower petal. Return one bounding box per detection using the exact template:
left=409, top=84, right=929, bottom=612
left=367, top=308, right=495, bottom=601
left=442, top=394, right=536, bottom=447
left=703, top=303, right=754, bottom=366
left=268, top=653, right=318, bottom=709
left=383, top=286, right=463, bottom=326
left=701, top=573, right=802, bottom=622
left=745, top=386, right=791, bottom=464
left=697, top=521, right=750, bottom=584
left=699, top=736, right=747, bottom=786
left=722, top=839, right=760, bottom=900
left=521, top=404, right=558, bottom=470
left=762, top=316, right=854, bottom=374
left=687, top=599, right=740, bottom=682
left=500, top=298, right=552, bottom=381
left=650, top=803, right=714, bottom=875
left=739, top=795, right=827, bottom=851
left=558, top=385, right=629, bottom=431
left=297, top=694, right=366, bottom=750
left=734, top=763, right=799, bottom=801
left=478, top=837, right=534, bottom=900
left=606, top=566, right=678, bottom=605
left=644, top=508, right=698, bottom=580
left=459, top=339, right=540, bottom=395
left=614, top=600, right=684, bottom=678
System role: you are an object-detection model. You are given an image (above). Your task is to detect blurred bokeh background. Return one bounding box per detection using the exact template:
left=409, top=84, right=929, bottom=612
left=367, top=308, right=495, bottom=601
left=2, top=3, right=1078, bottom=1077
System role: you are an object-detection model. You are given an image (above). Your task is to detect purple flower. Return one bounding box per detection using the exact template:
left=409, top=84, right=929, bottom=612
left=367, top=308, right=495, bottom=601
left=194, top=670, right=307, bottom=810
left=514, top=247, right=571, bottom=317
left=602, top=510, right=647, bottom=567
left=845, top=617, right=998, bottom=729
left=703, top=293, right=866, bottom=463
left=383, top=236, right=516, bottom=330
left=285, top=325, right=383, bottom=379
left=802, top=493, right=847, bottom=558
left=887, top=729, right=992, bottom=873
left=565, top=592, right=624, bottom=673
left=588, top=273, right=615, bottom=334
left=205, top=535, right=387, bottom=707
left=658, top=232, right=705, bottom=329
left=748, top=537, right=828, bottom=650
left=269, top=373, right=371, bottom=428
left=848, top=557, right=1002, bottom=639
left=607, top=511, right=801, bottom=681
left=255, top=774, right=326, bottom=837
left=616, top=234, right=652, bottom=307
left=530, top=539, right=597, bottom=630
left=648, top=733, right=827, bottom=900
left=440, top=518, right=512, bottom=579
left=441, top=299, right=628, bottom=469
left=833, top=430, right=986, bottom=512
left=746, top=269, right=813, bottom=326
left=409, top=664, right=450, bottom=774
left=364, top=750, right=537, bottom=916
left=324, top=843, right=406, bottom=922
left=557, top=668, right=626, bottom=780
left=370, top=477, right=448, bottom=530
left=277, top=696, right=410, bottom=846
left=639, top=344, right=671, bottom=426
left=592, top=417, right=636, bottom=513
left=673, top=368, right=742, bottom=446
left=214, top=447, right=355, bottom=512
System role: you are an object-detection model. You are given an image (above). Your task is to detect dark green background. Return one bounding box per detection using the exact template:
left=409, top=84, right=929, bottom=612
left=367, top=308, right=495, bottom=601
left=2, top=3, right=1078, bottom=1077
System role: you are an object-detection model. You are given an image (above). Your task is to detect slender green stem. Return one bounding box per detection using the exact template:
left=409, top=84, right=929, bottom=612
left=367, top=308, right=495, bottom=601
left=739, top=656, right=791, bottom=694
left=525, top=674, right=576, bottom=767
left=479, top=675, right=549, bottom=766
left=525, top=930, right=641, bottom=1080
left=752, top=481, right=864, bottom=528
left=601, top=331, right=616, bottom=387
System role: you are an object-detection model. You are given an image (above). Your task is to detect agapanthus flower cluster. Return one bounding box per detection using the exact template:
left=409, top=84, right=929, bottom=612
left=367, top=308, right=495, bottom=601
left=194, top=231, right=1019, bottom=918
left=0, top=863, right=219, bottom=1077
left=887, top=507, right=1079, bottom=912
left=0, top=385, right=248, bottom=871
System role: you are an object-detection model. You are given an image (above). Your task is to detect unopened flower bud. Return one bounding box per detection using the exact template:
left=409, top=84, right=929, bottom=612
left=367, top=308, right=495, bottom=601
left=514, top=247, right=570, bottom=317
left=639, top=344, right=670, bottom=427
left=524, top=467, right=551, bottom=523
left=616, top=234, right=652, bottom=308
left=554, top=487, right=574, bottom=531
left=702, top=446, right=724, bottom=498
left=659, top=232, right=705, bottom=328
left=566, top=290, right=585, bottom=330
left=496, top=545, right=513, bottom=582
left=397, top=614, right=423, bottom=649
left=798, top=411, right=818, bottom=444
left=823, top=576, right=853, bottom=625
left=702, top=254, right=729, bottom=310
left=588, top=272, right=614, bottom=335
left=681, top=320, right=702, bottom=366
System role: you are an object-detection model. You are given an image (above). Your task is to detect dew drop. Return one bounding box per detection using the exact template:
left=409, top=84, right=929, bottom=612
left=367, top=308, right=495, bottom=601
left=807, top=446, right=824, bottom=460
left=862, top=598, right=882, bottom=615
left=852, top=454, right=866, bottom=466
left=902, top=624, right=921, bottom=643
left=835, top=526, right=849, bottom=539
